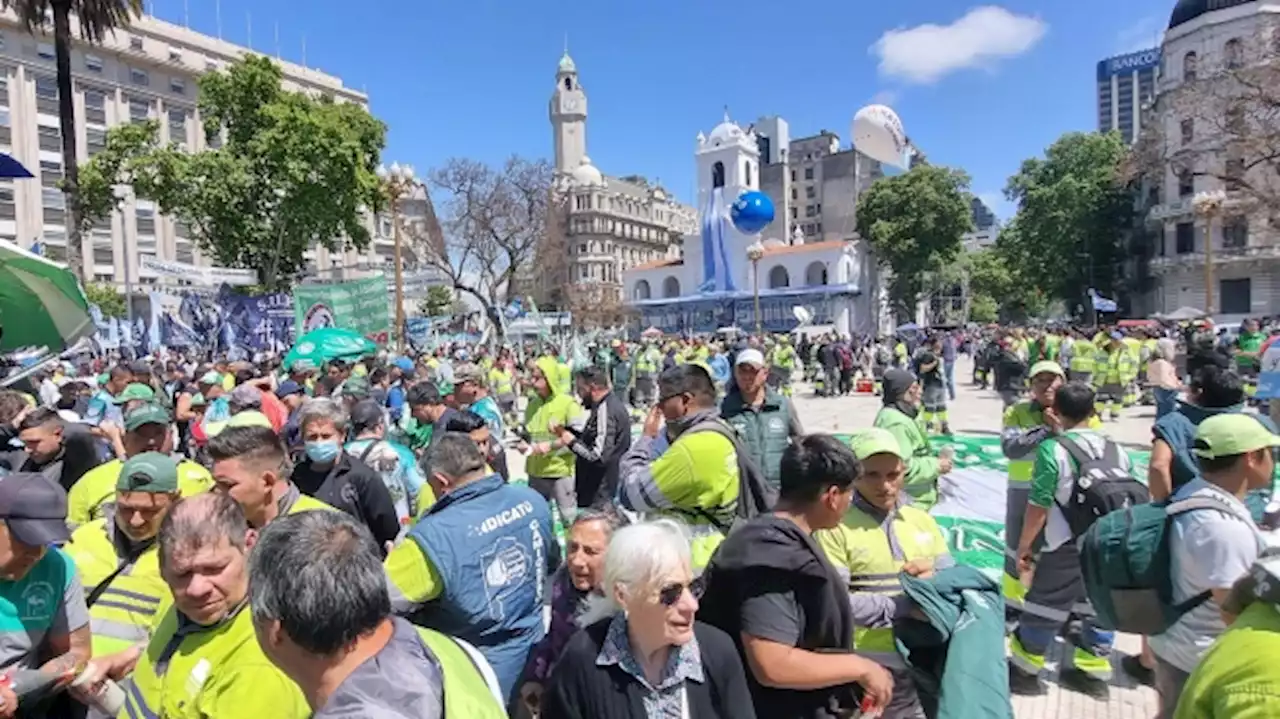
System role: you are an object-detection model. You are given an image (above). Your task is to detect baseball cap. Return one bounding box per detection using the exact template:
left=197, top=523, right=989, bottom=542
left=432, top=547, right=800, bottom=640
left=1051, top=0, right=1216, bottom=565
left=113, top=383, right=156, bottom=404
left=276, top=380, right=305, bottom=399
left=343, top=376, right=371, bottom=399
left=290, top=358, right=319, bottom=374
left=393, top=357, right=414, bottom=372
left=1193, top=414, right=1280, bottom=459
left=453, top=363, right=486, bottom=386
left=1028, top=361, right=1065, bottom=380
left=205, top=410, right=273, bottom=438
left=228, top=384, right=263, bottom=408
left=116, top=452, right=179, bottom=494
left=1109, top=330, right=1124, bottom=341
left=849, top=428, right=905, bottom=461
left=124, top=402, right=172, bottom=432
left=735, top=349, right=766, bottom=367
left=0, top=473, right=70, bottom=545
left=198, top=371, right=222, bottom=386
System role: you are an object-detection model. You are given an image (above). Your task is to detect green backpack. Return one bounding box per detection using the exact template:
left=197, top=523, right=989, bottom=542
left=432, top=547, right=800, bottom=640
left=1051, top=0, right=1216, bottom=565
left=1079, top=495, right=1229, bottom=635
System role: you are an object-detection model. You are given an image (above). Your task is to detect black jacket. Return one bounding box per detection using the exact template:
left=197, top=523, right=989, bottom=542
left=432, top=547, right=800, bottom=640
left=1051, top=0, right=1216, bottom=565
left=543, top=619, right=755, bottom=719
left=291, top=452, right=401, bottom=549
left=992, top=350, right=1026, bottom=393
left=698, top=515, right=862, bottom=719
left=566, top=392, right=631, bottom=508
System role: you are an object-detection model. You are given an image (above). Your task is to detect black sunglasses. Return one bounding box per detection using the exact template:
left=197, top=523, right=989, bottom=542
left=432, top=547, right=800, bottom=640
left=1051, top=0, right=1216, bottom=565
left=658, top=577, right=705, bottom=607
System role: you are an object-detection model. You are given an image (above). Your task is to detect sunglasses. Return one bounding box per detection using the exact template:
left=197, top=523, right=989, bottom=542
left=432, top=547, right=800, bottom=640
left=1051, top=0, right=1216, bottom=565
left=658, top=577, right=705, bottom=607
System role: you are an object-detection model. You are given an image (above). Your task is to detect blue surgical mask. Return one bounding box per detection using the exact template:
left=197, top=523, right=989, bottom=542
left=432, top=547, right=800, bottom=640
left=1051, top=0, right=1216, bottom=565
left=304, top=440, right=340, bottom=463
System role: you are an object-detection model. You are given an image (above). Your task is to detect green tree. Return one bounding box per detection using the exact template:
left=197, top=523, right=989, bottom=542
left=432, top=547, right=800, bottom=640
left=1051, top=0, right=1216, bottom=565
left=83, top=281, right=126, bottom=318
left=856, top=164, right=973, bottom=318
left=999, top=132, right=1133, bottom=314
left=417, top=285, right=455, bottom=316
left=2, top=0, right=143, bottom=281
left=969, top=294, right=999, bottom=323
left=78, top=55, right=386, bottom=291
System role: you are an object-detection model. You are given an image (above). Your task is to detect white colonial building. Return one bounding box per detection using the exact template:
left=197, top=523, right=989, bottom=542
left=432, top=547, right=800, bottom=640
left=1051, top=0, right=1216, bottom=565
left=624, top=114, right=880, bottom=335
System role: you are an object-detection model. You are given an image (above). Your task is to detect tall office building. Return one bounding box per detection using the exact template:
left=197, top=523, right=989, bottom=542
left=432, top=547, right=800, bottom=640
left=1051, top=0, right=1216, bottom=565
left=1096, top=47, right=1161, bottom=143
left=0, top=10, right=380, bottom=289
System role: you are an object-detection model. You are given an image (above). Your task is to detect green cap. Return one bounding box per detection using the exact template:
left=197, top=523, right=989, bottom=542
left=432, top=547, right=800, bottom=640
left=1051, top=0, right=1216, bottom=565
left=113, top=383, right=156, bottom=404
left=1193, top=414, right=1280, bottom=459
left=437, top=380, right=455, bottom=396
left=1028, top=361, right=1065, bottom=380
left=198, top=371, right=222, bottom=386
left=116, top=451, right=179, bottom=493
left=343, top=376, right=371, bottom=399
left=849, top=427, right=904, bottom=461
left=290, top=358, right=318, bottom=373
left=124, top=402, right=172, bottom=432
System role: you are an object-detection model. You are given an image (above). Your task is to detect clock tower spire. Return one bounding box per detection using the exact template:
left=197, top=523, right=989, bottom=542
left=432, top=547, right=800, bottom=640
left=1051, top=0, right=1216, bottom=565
left=550, top=50, right=587, bottom=174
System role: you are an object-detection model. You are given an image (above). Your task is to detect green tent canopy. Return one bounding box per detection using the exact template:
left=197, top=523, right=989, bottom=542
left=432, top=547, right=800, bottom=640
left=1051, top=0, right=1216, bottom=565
left=0, top=240, right=93, bottom=352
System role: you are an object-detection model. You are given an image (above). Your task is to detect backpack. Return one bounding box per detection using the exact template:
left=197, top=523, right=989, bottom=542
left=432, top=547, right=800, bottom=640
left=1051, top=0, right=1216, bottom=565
left=875, top=345, right=893, bottom=366
left=1079, top=496, right=1230, bottom=635
left=683, top=418, right=777, bottom=534
left=1054, top=434, right=1150, bottom=538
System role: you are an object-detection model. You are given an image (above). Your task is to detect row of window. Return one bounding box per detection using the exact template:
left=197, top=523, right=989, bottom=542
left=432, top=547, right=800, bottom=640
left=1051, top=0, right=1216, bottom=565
left=567, top=216, right=667, bottom=243
left=15, top=33, right=194, bottom=95
left=787, top=204, right=823, bottom=220
left=570, top=192, right=673, bottom=223
left=1180, top=37, right=1245, bottom=82
left=572, top=262, right=619, bottom=283
left=790, top=185, right=817, bottom=201
left=789, top=167, right=816, bottom=182
left=1171, top=218, right=1248, bottom=254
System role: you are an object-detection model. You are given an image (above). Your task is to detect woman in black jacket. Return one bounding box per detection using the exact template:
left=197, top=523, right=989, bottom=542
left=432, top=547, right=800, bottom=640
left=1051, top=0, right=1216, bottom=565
left=542, top=520, right=755, bottom=719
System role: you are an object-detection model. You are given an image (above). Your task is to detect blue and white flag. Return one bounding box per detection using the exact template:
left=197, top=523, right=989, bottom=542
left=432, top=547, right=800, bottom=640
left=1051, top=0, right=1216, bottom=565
left=1088, top=288, right=1118, bottom=313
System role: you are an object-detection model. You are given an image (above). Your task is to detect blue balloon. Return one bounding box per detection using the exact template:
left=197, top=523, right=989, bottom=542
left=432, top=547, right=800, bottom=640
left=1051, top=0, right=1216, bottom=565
left=730, top=191, right=775, bottom=234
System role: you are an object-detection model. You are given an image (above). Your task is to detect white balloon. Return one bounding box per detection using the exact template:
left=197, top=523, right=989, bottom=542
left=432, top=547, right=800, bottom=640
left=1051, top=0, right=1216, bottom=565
left=851, top=105, right=908, bottom=169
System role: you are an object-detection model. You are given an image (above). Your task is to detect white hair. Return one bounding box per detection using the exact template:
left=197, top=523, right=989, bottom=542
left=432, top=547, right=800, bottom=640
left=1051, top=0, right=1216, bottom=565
left=578, top=519, right=691, bottom=627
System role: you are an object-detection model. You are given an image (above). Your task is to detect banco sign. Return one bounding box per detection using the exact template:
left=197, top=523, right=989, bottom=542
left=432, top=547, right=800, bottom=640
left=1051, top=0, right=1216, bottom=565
left=1102, top=48, right=1161, bottom=78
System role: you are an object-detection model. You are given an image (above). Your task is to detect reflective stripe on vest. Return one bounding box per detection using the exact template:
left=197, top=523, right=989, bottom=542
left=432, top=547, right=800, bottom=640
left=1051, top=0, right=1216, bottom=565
left=841, top=505, right=944, bottom=665
left=64, top=521, right=168, bottom=657
left=1069, top=343, right=1095, bottom=372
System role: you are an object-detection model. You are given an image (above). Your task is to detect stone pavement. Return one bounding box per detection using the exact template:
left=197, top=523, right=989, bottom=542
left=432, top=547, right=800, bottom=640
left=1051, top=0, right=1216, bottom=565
left=791, top=356, right=1159, bottom=719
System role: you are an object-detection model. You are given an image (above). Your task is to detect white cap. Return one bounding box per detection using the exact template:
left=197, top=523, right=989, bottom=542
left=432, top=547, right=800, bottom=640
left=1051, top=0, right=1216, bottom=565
left=735, top=349, right=766, bottom=367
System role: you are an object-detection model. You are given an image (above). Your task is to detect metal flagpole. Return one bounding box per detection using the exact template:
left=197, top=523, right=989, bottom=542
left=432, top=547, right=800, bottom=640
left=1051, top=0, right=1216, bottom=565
left=215, top=0, right=222, bottom=39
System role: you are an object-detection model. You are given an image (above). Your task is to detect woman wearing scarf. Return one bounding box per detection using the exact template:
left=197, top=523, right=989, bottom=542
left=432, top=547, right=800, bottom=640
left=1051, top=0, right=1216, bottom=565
left=872, top=369, right=953, bottom=509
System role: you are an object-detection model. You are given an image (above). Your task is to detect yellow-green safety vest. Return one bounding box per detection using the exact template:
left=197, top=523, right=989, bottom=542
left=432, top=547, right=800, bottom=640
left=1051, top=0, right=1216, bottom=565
left=1002, top=404, right=1103, bottom=483
left=817, top=504, right=947, bottom=666
left=1069, top=340, right=1096, bottom=373
left=63, top=519, right=168, bottom=657
left=488, top=367, right=514, bottom=397
left=416, top=628, right=508, bottom=717
left=120, top=604, right=310, bottom=719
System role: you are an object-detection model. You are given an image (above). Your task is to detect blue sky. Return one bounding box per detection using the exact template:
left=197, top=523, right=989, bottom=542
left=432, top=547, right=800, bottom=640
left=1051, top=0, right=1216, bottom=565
left=151, top=0, right=1178, bottom=220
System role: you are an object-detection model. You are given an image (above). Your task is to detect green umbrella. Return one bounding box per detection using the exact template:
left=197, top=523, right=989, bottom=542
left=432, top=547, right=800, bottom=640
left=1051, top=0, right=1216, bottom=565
left=0, top=240, right=93, bottom=352
left=284, top=327, right=377, bottom=369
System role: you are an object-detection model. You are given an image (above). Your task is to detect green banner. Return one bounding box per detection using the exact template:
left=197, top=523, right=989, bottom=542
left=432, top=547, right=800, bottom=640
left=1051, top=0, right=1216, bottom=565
left=294, top=277, right=390, bottom=344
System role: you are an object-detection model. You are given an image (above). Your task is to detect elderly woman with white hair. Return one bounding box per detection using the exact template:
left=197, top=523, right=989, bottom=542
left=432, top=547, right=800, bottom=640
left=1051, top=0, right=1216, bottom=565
left=1147, top=338, right=1183, bottom=419
left=543, top=520, right=755, bottom=719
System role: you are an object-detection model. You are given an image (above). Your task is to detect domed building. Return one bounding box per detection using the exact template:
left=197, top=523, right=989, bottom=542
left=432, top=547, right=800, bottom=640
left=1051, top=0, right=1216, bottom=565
left=537, top=52, right=696, bottom=321
left=1143, top=0, right=1280, bottom=317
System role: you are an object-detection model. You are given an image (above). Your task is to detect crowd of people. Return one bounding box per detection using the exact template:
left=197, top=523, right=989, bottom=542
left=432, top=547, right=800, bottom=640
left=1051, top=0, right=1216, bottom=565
left=0, top=318, right=1275, bottom=718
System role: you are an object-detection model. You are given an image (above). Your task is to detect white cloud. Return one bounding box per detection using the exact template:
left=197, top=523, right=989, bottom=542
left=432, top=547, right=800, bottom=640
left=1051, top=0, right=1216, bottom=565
left=1114, top=15, right=1164, bottom=55
left=871, top=6, right=1047, bottom=85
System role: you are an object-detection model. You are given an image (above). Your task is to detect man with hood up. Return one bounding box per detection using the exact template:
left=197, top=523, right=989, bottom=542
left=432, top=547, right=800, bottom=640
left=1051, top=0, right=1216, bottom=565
left=872, top=369, right=952, bottom=509
left=519, top=356, right=585, bottom=522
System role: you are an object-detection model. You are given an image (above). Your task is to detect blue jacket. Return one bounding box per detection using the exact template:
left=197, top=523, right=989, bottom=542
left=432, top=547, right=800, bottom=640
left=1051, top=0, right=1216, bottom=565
left=894, top=566, right=1012, bottom=719
left=1153, top=402, right=1274, bottom=519
left=406, top=474, right=558, bottom=702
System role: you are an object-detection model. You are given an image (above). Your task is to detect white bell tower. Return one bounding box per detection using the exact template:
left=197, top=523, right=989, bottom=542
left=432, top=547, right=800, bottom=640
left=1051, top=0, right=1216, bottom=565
left=549, top=51, right=587, bottom=173
left=694, top=112, right=759, bottom=209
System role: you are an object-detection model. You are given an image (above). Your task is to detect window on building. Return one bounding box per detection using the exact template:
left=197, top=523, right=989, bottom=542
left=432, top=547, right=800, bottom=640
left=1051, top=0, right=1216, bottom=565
left=1223, top=216, right=1248, bottom=248
left=36, top=42, right=53, bottom=60
left=743, top=160, right=752, bottom=188
left=789, top=207, right=797, bottom=219
left=1225, top=38, right=1243, bottom=69
left=0, top=34, right=5, bottom=51
left=0, top=108, right=8, bottom=148
left=1220, top=277, right=1251, bottom=314
left=168, top=109, right=187, bottom=146
left=790, top=170, right=796, bottom=182
left=40, top=160, right=61, bottom=189
left=34, top=75, right=58, bottom=115
left=1225, top=157, right=1245, bottom=191
left=86, top=127, right=106, bottom=156
left=712, top=161, right=724, bottom=189
left=1180, top=118, right=1193, bottom=145
left=790, top=188, right=797, bottom=200
left=136, top=207, right=155, bottom=235
left=0, top=184, right=14, bottom=219
left=170, top=77, right=186, bottom=95
left=43, top=207, right=65, bottom=224
left=1183, top=51, right=1197, bottom=81
left=129, top=36, right=144, bottom=51
left=84, top=90, right=107, bottom=125
left=805, top=205, right=815, bottom=218
left=129, top=98, right=149, bottom=123
left=176, top=242, right=195, bottom=264
left=1175, top=222, right=1195, bottom=254
left=805, top=185, right=815, bottom=199
left=1178, top=170, right=1194, bottom=198
left=168, top=48, right=183, bottom=64
left=37, top=125, right=60, bottom=152
left=814, top=203, right=822, bottom=214
left=130, top=67, right=148, bottom=86
left=93, top=245, right=113, bottom=265
left=84, top=54, right=103, bottom=72
left=42, top=188, right=64, bottom=209
left=804, top=167, right=814, bottom=180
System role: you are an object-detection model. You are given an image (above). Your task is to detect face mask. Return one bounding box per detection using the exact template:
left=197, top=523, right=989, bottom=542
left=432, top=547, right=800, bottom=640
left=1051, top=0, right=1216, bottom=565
left=305, top=440, right=340, bottom=463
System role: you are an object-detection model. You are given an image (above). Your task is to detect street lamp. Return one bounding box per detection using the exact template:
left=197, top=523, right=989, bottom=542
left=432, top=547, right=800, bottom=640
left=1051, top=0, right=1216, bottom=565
left=746, top=239, right=766, bottom=337
left=377, top=162, right=419, bottom=352
left=1193, top=189, right=1227, bottom=316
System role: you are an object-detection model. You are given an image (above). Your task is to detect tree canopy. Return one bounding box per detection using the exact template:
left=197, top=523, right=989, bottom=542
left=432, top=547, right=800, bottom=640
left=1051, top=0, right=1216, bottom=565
left=78, top=55, right=387, bottom=291
left=999, top=132, right=1132, bottom=312
left=855, top=164, right=973, bottom=317
left=83, top=281, right=126, bottom=318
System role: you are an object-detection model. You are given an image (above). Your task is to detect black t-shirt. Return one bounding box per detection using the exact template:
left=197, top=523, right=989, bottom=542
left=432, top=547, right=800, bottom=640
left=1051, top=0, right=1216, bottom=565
left=739, top=580, right=805, bottom=646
